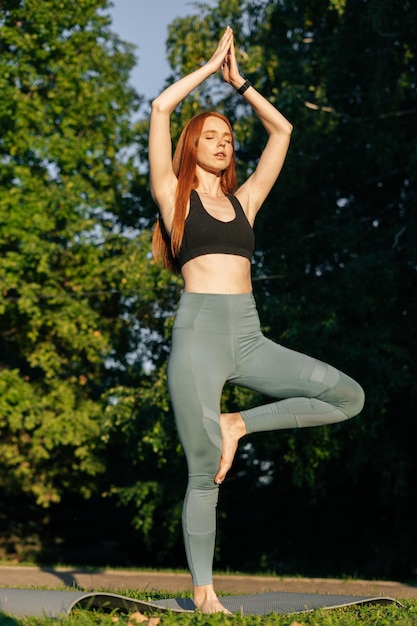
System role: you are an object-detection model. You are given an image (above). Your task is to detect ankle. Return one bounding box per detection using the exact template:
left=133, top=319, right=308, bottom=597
left=222, top=411, right=247, bottom=437
left=194, top=583, right=215, bottom=601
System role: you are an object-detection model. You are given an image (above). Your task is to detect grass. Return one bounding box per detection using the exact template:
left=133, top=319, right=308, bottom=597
left=0, top=587, right=416, bottom=626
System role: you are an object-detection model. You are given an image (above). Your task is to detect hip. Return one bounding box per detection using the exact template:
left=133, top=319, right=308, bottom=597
left=173, top=292, right=261, bottom=335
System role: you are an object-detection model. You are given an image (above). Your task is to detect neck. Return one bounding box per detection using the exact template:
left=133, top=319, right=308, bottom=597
left=195, top=167, right=224, bottom=198
left=199, top=190, right=225, bottom=198
left=196, top=183, right=225, bottom=198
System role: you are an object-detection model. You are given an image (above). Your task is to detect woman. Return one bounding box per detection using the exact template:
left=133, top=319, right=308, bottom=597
left=149, top=26, right=364, bottom=614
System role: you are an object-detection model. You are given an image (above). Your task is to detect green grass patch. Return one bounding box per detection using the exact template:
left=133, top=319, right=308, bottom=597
left=0, top=588, right=416, bottom=626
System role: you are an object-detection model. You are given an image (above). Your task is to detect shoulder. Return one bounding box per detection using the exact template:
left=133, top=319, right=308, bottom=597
left=226, top=193, right=244, bottom=212
left=190, top=188, right=199, bottom=205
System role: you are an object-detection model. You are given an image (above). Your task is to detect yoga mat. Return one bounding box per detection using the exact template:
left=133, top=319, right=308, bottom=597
left=0, top=588, right=403, bottom=617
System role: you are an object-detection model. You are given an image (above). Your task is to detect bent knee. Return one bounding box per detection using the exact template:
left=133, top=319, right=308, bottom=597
left=343, top=378, right=365, bottom=419
left=321, top=372, right=365, bottom=420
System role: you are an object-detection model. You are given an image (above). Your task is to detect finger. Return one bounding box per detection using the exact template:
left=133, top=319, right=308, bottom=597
left=220, top=26, right=233, bottom=46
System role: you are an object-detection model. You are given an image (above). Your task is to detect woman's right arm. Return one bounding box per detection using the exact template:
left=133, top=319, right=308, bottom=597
left=148, top=27, right=234, bottom=231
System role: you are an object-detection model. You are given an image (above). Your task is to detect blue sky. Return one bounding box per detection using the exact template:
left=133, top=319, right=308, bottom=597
left=108, top=0, right=216, bottom=100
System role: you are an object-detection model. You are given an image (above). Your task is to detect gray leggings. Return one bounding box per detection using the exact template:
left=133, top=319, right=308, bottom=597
left=167, top=292, right=365, bottom=586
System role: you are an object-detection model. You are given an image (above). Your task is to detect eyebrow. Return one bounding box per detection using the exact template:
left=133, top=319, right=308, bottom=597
left=202, top=130, right=232, bottom=138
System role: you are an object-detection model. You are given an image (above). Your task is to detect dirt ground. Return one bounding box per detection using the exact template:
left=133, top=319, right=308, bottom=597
left=0, top=565, right=416, bottom=600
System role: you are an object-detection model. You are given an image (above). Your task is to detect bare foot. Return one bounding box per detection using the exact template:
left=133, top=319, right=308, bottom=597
left=193, top=583, right=233, bottom=614
left=214, top=412, right=247, bottom=485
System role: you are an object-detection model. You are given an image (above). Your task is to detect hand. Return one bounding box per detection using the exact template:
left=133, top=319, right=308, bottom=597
left=220, top=34, right=242, bottom=87
left=206, top=26, right=235, bottom=74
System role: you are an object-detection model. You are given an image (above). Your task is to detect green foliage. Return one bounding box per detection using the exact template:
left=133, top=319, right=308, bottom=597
left=0, top=368, right=104, bottom=506
left=102, top=360, right=186, bottom=561
left=0, top=0, right=182, bottom=558
left=1, top=0, right=417, bottom=581
left=0, top=0, right=139, bottom=504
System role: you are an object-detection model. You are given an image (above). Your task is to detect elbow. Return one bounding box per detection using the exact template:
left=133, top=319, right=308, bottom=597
left=273, top=120, right=293, bottom=138
left=151, top=97, right=163, bottom=113
left=151, top=96, right=171, bottom=115
left=285, top=120, right=294, bottom=135
left=282, top=122, right=293, bottom=144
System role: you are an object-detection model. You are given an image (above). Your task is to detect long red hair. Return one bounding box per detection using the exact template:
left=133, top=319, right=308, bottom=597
left=151, top=111, right=238, bottom=272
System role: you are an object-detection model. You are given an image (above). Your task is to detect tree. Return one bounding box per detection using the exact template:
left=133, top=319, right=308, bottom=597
left=240, top=0, right=417, bottom=579
left=0, top=0, right=178, bottom=558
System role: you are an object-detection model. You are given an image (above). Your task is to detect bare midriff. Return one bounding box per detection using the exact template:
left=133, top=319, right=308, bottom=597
left=181, top=254, right=252, bottom=294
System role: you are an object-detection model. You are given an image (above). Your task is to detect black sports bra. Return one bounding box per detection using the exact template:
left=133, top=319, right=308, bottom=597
left=177, top=190, right=255, bottom=268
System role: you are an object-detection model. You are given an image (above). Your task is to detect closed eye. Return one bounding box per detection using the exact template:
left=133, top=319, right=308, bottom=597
left=202, top=131, right=233, bottom=144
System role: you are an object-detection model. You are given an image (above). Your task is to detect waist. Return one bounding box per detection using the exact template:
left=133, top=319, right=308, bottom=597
left=181, top=254, right=252, bottom=294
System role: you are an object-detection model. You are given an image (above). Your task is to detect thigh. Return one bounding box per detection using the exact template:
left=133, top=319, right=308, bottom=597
left=168, top=326, right=233, bottom=477
left=232, top=333, right=340, bottom=399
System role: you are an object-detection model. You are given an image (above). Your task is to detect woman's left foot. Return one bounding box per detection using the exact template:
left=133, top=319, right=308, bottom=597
left=194, top=584, right=233, bottom=614
left=214, top=412, right=247, bottom=484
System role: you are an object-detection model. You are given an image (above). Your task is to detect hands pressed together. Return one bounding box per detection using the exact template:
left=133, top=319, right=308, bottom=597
left=208, top=26, right=243, bottom=89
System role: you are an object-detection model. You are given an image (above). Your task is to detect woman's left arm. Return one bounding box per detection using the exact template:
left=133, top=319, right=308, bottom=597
left=222, top=37, right=293, bottom=222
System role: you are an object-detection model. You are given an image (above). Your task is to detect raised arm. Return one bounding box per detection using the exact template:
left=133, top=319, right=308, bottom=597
left=148, top=27, right=235, bottom=232
left=221, top=38, right=293, bottom=224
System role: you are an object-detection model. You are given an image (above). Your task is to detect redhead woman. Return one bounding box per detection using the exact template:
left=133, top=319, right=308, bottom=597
left=149, top=26, right=364, bottom=614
